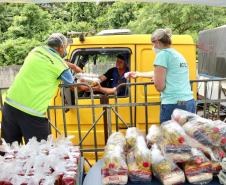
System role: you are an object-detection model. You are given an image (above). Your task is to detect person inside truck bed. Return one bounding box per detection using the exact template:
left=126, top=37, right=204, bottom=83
left=128, top=28, right=195, bottom=123
left=1, top=33, right=82, bottom=144
left=92, top=54, right=129, bottom=96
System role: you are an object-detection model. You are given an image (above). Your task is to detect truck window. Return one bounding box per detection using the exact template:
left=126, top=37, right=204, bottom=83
left=66, top=48, right=131, bottom=102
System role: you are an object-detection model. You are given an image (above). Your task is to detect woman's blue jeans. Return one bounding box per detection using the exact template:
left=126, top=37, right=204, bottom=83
left=160, top=99, right=196, bottom=123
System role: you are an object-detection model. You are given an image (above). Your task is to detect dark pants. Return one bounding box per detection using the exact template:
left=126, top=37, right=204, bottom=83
left=160, top=99, right=196, bottom=123
left=1, top=103, right=51, bottom=144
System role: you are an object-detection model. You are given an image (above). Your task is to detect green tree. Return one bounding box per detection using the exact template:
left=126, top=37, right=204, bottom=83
left=97, top=2, right=143, bottom=29
left=5, top=4, right=51, bottom=40
left=128, top=3, right=226, bottom=41
left=0, top=38, right=41, bottom=65
left=47, top=2, right=112, bottom=33
left=1, top=2, right=226, bottom=66
left=0, top=4, right=22, bottom=42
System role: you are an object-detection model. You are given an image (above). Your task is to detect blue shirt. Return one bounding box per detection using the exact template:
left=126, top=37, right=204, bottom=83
left=103, top=67, right=129, bottom=96
left=154, top=48, right=193, bottom=104
left=60, top=69, right=74, bottom=85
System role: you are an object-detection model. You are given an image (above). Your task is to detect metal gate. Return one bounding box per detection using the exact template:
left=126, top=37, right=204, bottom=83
left=0, top=78, right=226, bottom=163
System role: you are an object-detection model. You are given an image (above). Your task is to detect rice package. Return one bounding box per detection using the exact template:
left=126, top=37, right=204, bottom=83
left=102, top=132, right=128, bottom=185
left=151, top=144, right=185, bottom=185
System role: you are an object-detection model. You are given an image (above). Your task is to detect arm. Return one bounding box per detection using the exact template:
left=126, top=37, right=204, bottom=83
left=60, top=69, right=74, bottom=85
left=92, top=83, right=116, bottom=95
left=154, top=66, right=166, bottom=92
left=136, top=71, right=154, bottom=78
left=127, top=71, right=154, bottom=79
left=66, top=62, right=83, bottom=73
left=98, top=87, right=116, bottom=95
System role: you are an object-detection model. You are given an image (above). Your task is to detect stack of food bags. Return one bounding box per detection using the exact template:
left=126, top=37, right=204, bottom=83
left=184, top=148, right=213, bottom=184
left=161, top=120, right=192, bottom=163
left=151, top=144, right=185, bottom=185
left=126, top=127, right=152, bottom=183
left=102, top=132, right=128, bottom=185
left=183, top=116, right=226, bottom=174
left=0, top=136, right=80, bottom=185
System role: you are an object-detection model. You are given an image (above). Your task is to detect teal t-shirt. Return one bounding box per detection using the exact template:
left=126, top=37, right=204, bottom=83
left=154, top=48, right=193, bottom=104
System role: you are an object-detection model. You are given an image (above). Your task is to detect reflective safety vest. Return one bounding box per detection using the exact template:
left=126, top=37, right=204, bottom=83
left=6, top=46, right=68, bottom=117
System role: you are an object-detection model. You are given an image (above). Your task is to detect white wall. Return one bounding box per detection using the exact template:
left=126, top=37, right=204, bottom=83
left=0, top=65, right=21, bottom=88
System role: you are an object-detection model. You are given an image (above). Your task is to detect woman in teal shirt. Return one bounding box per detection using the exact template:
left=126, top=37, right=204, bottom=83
left=129, top=28, right=195, bottom=123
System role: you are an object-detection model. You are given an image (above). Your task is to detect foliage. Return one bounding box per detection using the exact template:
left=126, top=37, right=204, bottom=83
left=96, top=2, right=142, bottom=29
left=5, top=4, right=51, bottom=40
left=0, top=38, right=40, bottom=65
left=0, top=4, right=22, bottom=41
left=0, top=2, right=226, bottom=65
left=128, top=3, right=226, bottom=41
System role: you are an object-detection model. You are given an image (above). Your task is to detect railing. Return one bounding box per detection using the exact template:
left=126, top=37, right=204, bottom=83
left=0, top=78, right=226, bottom=162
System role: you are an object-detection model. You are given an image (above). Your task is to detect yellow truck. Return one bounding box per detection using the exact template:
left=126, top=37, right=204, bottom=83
left=48, top=29, right=196, bottom=161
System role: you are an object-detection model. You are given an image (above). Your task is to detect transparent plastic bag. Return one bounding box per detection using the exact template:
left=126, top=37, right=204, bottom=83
left=127, top=136, right=152, bottom=183
left=146, top=124, right=161, bottom=147
left=161, top=120, right=192, bottom=163
left=221, top=157, right=226, bottom=172
left=212, top=147, right=225, bottom=162
left=106, top=132, right=126, bottom=149
left=186, top=135, right=219, bottom=162
left=184, top=148, right=213, bottom=184
left=218, top=170, right=226, bottom=185
left=61, top=171, right=77, bottom=185
left=212, top=120, right=226, bottom=149
left=151, top=144, right=185, bottom=185
left=171, top=108, right=197, bottom=125
left=183, top=117, right=220, bottom=147
left=126, top=127, right=142, bottom=149
left=212, top=161, right=222, bottom=175
left=102, top=132, right=128, bottom=185
left=0, top=135, right=80, bottom=185
left=75, top=72, right=100, bottom=86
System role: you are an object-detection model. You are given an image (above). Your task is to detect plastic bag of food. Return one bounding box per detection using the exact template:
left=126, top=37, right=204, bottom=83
left=126, top=127, right=143, bottom=150
left=184, top=148, right=213, bottom=184
left=212, top=120, right=226, bottom=149
left=151, top=144, right=185, bottom=185
left=218, top=170, right=226, bottom=185
left=146, top=124, right=161, bottom=147
left=212, top=161, right=222, bottom=175
left=183, top=117, right=221, bottom=147
left=221, top=158, right=226, bottom=172
left=171, top=109, right=197, bottom=125
left=75, top=73, right=100, bottom=86
left=127, top=136, right=152, bottom=183
left=185, top=134, right=220, bottom=163
left=161, top=120, right=192, bottom=163
left=212, top=147, right=225, bottom=162
left=102, top=132, right=128, bottom=185
left=106, top=132, right=126, bottom=148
